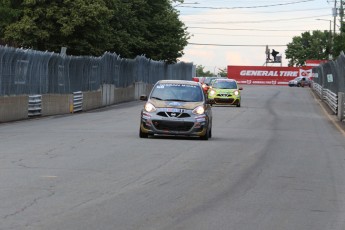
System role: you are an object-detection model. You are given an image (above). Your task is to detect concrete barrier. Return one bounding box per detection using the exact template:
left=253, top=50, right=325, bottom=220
left=83, top=91, right=102, bottom=111
left=0, top=95, right=28, bottom=122
left=0, top=82, right=153, bottom=123
left=42, top=94, right=71, bottom=116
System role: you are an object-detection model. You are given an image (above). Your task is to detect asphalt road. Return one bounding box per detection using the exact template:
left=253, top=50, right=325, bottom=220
left=1, top=85, right=345, bottom=230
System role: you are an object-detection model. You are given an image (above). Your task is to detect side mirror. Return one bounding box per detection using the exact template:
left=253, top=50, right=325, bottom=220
left=140, top=95, right=148, bottom=101
left=239, top=87, right=243, bottom=90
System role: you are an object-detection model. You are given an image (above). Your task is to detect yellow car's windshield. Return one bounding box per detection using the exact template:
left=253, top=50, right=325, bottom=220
left=213, top=81, right=237, bottom=89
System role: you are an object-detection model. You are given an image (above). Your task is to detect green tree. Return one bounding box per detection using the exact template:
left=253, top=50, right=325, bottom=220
left=1, top=0, right=189, bottom=62
left=4, top=0, right=114, bottom=56
left=196, top=65, right=213, bottom=77
left=285, top=30, right=331, bottom=66
left=218, top=67, right=227, bottom=77
left=332, top=27, right=345, bottom=57
left=0, top=0, right=22, bottom=44
left=115, top=0, right=189, bottom=63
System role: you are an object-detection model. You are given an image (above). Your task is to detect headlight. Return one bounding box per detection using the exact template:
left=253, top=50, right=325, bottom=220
left=202, top=84, right=207, bottom=88
left=144, top=102, right=156, bottom=112
left=234, top=90, right=239, bottom=96
left=193, top=105, right=205, bottom=115
left=209, top=90, right=216, bottom=96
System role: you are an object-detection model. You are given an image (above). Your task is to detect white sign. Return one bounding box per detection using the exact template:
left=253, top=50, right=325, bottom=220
left=327, top=74, right=333, bottom=83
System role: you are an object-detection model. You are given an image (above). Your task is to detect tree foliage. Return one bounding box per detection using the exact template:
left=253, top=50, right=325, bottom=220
left=285, top=30, right=331, bottom=66
left=218, top=67, right=227, bottom=77
left=0, top=0, right=189, bottom=63
left=332, top=27, right=345, bottom=58
left=196, top=65, right=213, bottom=77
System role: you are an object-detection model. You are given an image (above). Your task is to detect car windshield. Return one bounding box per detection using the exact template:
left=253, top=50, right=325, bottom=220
left=204, top=77, right=217, bottom=85
left=212, top=81, right=237, bottom=89
left=150, top=83, right=204, bottom=102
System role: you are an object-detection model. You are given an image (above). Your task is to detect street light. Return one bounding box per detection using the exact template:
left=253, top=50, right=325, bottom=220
left=316, top=19, right=333, bottom=59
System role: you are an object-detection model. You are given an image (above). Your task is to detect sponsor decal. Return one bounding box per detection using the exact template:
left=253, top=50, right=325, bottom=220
left=167, top=102, right=182, bottom=107
left=299, top=69, right=312, bottom=78
left=228, top=65, right=313, bottom=85
left=239, top=70, right=298, bottom=77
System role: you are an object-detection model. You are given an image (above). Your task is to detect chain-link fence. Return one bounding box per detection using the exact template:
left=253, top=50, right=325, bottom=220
left=312, top=52, right=345, bottom=93
left=312, top=52, right=345, bottom=121
left=0, top=45, right=193, bottom=96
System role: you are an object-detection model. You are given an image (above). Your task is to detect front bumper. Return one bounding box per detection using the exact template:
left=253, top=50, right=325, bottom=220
left=140, top=109, right=209, bottom=137
left=208, top=95, right=241, bottom=105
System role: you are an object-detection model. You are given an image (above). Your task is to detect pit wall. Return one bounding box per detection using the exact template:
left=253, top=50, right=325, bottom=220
left=0, top=82, right=153, bottom=123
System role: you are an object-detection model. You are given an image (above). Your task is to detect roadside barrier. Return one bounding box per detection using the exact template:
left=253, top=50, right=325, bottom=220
left=28, top=95, right=42, bottom=117
left=313, top=82, right=344, bottom=121
left=73, top=91, right=83, bottom=113
left=323, top=89, right=338, bottom=114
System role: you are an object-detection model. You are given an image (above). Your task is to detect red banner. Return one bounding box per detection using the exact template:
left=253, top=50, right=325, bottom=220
left=227, top=65, right=313, bottom=85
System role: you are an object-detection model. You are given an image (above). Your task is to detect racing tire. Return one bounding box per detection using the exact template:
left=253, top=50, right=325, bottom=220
left=236, top=102, right=241, bottom=107
left=139, top=128, right=149, bottom=138
left=200, top=127, right=210, bottom=140
left=297, top=83, right=301, bottom=87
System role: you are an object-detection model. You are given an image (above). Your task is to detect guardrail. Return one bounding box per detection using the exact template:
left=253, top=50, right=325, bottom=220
left=28, top=95, right=42, bottom=117
left=312, top=82, right=345, bottom=121
left=323, top=89, right=338, bottom=114
left=73, top=91, right=83, bottom=113
left=312, top=82, right=323, bottom=98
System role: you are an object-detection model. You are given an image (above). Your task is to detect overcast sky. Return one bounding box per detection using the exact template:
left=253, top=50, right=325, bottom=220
left=175, top=0, right=337, bottom=74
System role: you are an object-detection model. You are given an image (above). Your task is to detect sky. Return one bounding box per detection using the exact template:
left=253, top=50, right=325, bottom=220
left=175, top=0, right=338, bottom=74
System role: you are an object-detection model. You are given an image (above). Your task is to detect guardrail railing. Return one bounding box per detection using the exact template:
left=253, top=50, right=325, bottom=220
left=28, top=95, right=42, bottom=117
left=73, top=91, right=83, bottom=113
left=323, top=89, right=338, bottom=114
left=312, top=82, right=323, bottom=98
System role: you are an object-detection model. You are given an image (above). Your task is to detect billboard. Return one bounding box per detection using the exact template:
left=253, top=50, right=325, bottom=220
left=227, top=65, right=313, bottom=85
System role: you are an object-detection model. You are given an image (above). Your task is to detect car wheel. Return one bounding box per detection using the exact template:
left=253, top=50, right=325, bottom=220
left=236, top=102, right=241, bottom=107
left=200, top=127, right=209, bottom=140
left=139, top=128, right=149, bottom=138
left=297, top=83, right=301, bottom=87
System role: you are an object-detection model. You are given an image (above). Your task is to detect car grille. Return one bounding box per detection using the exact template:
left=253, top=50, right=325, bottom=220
left=152, top=120, right=194, bottom=132
left=157, top=112, right=191, bottom=118
left=216, top=93, right=231, bottom=97
left=214, top=98, right=235, bottom=103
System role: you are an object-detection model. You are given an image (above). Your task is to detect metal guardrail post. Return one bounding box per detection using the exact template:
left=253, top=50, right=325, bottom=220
left=338, top=92, right=345, bottom=121
left=28, top=95, right=42, bottom=117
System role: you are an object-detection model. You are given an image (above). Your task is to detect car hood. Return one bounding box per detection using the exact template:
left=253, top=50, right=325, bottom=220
left=149, top=99, right=204, bottom=109
left=213, top=88, right=238, bottom=93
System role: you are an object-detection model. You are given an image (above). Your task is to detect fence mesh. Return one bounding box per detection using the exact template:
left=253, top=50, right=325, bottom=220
left=0, top=46, right=193, bottom=96
left=312, top=52, right=345, bottom=93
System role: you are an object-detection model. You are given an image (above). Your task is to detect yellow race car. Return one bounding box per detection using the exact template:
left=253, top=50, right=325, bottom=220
left=208, top=78, right=242, bottom=107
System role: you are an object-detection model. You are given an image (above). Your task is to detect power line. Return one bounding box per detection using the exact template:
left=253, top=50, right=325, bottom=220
left=183, top=14, right=330, bottom=24
left=178, top=0, right=316, bottom=9
left=188, top=43, right=287, bottom=47
left=187, top=26, right=320, bottom=32
left=192, top=33, right=292, bottom=37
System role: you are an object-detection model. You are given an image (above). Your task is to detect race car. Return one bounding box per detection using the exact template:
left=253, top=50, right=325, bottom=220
left=207, top=78, right=242, bottom=107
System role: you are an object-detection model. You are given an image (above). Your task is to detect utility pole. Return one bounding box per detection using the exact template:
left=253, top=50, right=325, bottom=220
left=334, top=0, right=337, bottom=35
left=341, top=0, right=344, bottom=34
